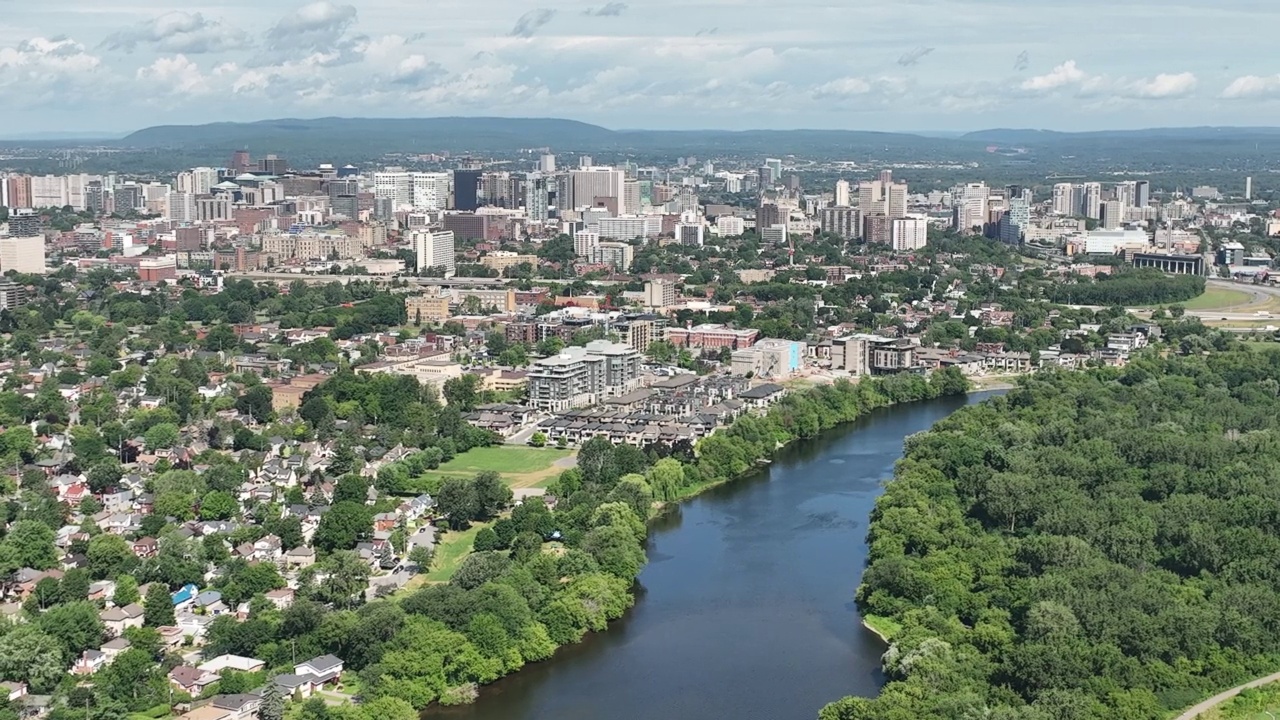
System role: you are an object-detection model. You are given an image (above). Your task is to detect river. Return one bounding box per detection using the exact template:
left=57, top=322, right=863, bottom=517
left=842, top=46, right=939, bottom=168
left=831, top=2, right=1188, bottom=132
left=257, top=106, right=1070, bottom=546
left=430, top=391, right=996, bottom=720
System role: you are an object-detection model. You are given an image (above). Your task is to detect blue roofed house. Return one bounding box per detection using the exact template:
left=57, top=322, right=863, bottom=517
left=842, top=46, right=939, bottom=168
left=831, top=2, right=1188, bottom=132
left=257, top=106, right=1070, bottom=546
left=171, top=583, right=199, bottom=611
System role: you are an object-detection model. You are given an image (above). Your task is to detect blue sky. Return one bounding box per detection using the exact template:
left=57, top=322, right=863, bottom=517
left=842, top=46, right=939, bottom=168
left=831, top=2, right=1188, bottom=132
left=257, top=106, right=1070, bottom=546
left=2, top=0, right=1278, bottom=135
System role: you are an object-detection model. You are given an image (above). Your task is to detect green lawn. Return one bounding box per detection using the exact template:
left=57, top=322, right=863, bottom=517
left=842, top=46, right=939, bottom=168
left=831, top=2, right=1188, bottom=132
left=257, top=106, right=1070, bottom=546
left=435, top=446, right=573, bottom=475
left=1142, top=287, right=1254, bottom=311
left=862, top=614, right=902, bottom=643
left=422, top=522, right=491, bottom=582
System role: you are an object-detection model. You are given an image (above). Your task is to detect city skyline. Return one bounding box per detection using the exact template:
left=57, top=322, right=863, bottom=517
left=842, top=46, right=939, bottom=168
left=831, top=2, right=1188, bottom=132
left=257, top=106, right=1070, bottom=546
left=4, top=0, right=1280, bottom=136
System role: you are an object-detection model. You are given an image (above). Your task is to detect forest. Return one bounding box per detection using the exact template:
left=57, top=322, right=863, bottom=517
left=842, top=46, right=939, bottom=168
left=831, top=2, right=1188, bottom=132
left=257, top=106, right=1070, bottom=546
left=1043, top=267, right=1205, bottom=306
left=822, top=348, right=1280, bottom=720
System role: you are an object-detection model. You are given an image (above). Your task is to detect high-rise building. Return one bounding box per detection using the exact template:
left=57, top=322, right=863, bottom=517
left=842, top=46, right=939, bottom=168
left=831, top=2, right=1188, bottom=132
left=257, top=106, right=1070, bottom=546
left=999, top=200, right=1030, bottom=245
left=0, top=277, right=27, bottom=310
left=951, top=183, right=989, bottom=233
left=1082, top=182, right=1102, bottom=220
left=115, top=183, right=143, bottom=212
left=573, top=230, right=600, bottom=259
left=890, top=216, right=928, bottom=251
left=0, top=236, right=46, bottom=274
left=411, top=230, right=456, bottom=275
left=568, top=167, right=624, bottom=210
left=166, top=192, right=195, bottom=223
left=623, top=178, right=642, bottom=215
left=259, top=155, right=288, bottom=175
left=644, top=280, right=677, bottom=309
left=579, top=155, right=593, bottom=169
left=410, top=172, right=450, bottom=211
left=5, top=175, right=32, bottom=209
left=1101, top=200, right=1124, bottom=230
left=195, top=195, right=232, bottom=222
left=178, top=168, right=219, bottom=195
left=834, top=180, right=851, bottom=207
left=30, top=175, right=68, bottom=208
left=525, top=174, right=550, bottom=222
left=863, top=215, right=892, bottom=245
left=764, top=158, right=782, bottom=183
left=676, top=223, right=704, bottom=246
left=5, top=209, right=41, bottom=237
left=453, top=169, right=481, bottom=211
left=593, top=241, right=633, bottom=271
left=1246, top=176, right=1253, bottom=201
left=820, top=206, right=861, bottom=240
left=1052, top=183, right=1074, bottom=215
left=858, top=176, right=908, bottom=219
left=230, top=150, right=251, bottom=174
left=539, top=154, right=556, bottom=173
left=373, top=169, right=412, bottom=209
left=85, top=180, right=106, bottom=214
left=1136, top=181, right=1151, bottom=208
left=527, top=340, right=642, bottom=412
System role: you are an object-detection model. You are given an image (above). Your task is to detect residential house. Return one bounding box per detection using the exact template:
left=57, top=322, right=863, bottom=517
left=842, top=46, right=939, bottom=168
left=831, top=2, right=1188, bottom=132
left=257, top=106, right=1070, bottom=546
left=100, top=603, right=145, bottom=637
left=294, top=655, right=343, bottom=686
left=284, top=546, right=316, bottom=569
left=171, top=583, right=199, bottom=611
left=264, top=588, right=294, bottom=610
left=198, top=655, right=265, bottom=675
left=169, top=666, right=220, bottom=695
left=194, top=590, right=227, bottom=615
left=207, top=694, right=262, bottom=720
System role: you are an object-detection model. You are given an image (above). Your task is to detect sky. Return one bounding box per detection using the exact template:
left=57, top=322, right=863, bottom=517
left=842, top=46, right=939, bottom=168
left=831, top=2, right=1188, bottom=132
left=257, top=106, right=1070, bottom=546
left=2, top=0, right=1280, bottom=136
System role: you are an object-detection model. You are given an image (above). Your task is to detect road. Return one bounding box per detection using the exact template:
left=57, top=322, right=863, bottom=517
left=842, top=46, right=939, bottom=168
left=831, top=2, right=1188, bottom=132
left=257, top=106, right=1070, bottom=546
left=1173, top=669, right=1280, bottom=719
left=1181, top=279, right=1280, bottom=322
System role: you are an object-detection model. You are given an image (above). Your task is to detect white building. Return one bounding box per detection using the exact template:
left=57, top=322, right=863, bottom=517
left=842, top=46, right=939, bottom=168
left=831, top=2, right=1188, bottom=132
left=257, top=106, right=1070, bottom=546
left=410, top=172, right=450, bottom=212
left=596, top=216, right=661, bottom=240
left=0, top=236, right=46, bottom=274
left=166, top=192, right=195, bottom=223
left=177, top=168, right=218, bottom=195
left=834, top=179, right=851, bottom=207
left=373, top=170, right=412, bottom=210
left=716, top=216, right=746, bottom=236
left=411, top=230, right=456, bottom=275
left=569, top=167, right=625, bottom=210
left=573, top=230, right=600, bottom=259
left=891, top=216, right=928, bottom=251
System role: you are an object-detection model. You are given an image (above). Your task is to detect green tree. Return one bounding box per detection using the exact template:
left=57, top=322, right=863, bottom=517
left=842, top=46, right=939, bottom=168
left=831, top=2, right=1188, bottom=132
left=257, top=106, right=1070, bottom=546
left=1, top=520, right=59, bottom=571
left=143, top=583, right=175, bottom=627
left=235, top=385, right=275, bottom=424
left=313, top=501, right=372, bottom=553
left=86, top=534, right=136, bottom=580
left=199, top=490, right=238, bottom=520
left=113, top=575, right=140, bottom=606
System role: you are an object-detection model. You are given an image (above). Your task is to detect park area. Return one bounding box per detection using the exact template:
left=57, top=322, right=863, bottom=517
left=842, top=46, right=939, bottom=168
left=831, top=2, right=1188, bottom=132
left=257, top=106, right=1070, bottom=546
left=422, top=446, right=576, bottom=489
left=1175, top=286, right=1255, bottom=311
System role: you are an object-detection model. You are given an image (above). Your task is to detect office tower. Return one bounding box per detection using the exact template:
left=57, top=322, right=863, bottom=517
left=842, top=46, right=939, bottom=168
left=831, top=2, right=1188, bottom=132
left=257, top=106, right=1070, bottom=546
left=1135, top=181, right=1150, bottom=208
left=409, top=172, right=449, bottom=211
left=327, top=178, right=359, bottom=201
left=951, top=183, right=989, bottom=233
left=0, top=236, right=46, bottom=274
left=1082, top=182, right=1102, bottom=219
left=858, top=175, right=908, bottom=219
left=332, top=195, right=359, bottom=219
left=230, top=150, right=251, bottom=174
left=5, top=209, right=41, bottom=237
left=568, top=167, right=624, bottom=210
left=764, top=158, right=782, bottom=183
left=195, top=195, right=232, bottom=222
left=890, top=217, right=928, bottom=251
left=373, top=169, right=412, bottom=209
left=258, top=155, right=288, bottom=175
left=573, top=230, right=600, bottom=258
left=834, top=180, right=851, bottom=207
left=373, top=197, right=395, bottom=224
left=525, top=174, right=550, bottom=222
left=30, top=175, right=67, bottom=207
left=5, top=175, right=32, bottom=209
left=677, top=223, right=704, bottom=246
left=578, top=155, right=594, bottom=168
left=820, top=206, right=861, bottom=240
left=540, top=154, right=556, bottom=173
left=1101, top=200, right=1123, bottom=230
left=85, top=180, right=106, bottom=214
left=115, top=184, right=143, bottom=212
left=757, top=167, right=773, bottom=191
left=411, top=230, right=456, bottom=274
left=453, top=169, right=481, bottom=211
left=757, top=203, right=785, bottom=230
left=999, top=200, right=1029, bottom=245
left=1246, top=176, right=1253, bottom=201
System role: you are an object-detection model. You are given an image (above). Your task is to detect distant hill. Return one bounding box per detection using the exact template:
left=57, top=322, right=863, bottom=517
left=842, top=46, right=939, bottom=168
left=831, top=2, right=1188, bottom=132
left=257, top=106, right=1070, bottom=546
left=963, top=126, right=1280, bottom=146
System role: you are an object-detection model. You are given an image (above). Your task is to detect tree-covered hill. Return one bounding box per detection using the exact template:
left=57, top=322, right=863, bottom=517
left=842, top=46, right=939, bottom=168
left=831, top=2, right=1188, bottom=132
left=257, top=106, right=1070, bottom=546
left=824, top=349, right=1280, bottom=720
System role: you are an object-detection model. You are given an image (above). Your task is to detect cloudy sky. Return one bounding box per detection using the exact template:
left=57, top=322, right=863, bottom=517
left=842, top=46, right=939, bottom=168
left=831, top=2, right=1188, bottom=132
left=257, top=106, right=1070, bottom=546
left=2, top=0, right=1278, bottom=136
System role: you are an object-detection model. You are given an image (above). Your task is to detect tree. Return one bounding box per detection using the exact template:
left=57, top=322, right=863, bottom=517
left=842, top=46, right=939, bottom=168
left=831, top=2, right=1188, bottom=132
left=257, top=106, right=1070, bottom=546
left=472, top=527, right=500, bottom=552
left=37, top=601, right=104, bottom=659
left=259, top=682, right=285, bottom=720
left=451, top=552, right=511, bottom=591
left=408, top=545, right=434, bottom=571
left=86, top=534, right=136, bottom=580
left=203, top=324, right=238, bottom=352
left=87, top=459, right=124, bottom=493
left=313, top=501, right=372, bottom=553
left=199, top=490, right=238, bottom=520
left=143, top=583, right=175, bottom=627
left=0, top=626, right=66, bottom=692
left=1, top=520, right=59, bottom=571
left=235, top=385, right=275, bottom=424
left=113, top=575, right=140, bottom=606
left=443, top=375, right=482, bottom=411
left=436, top=477, right=480, bottom=530
left=530, top=432, right=547, bottom=448
left=472, top=471, right=512, bottom=519
left=311, top=551, right=370, bottom=609
left=334, top=474, right=369, bottom=505
left=143, top=422, right=180, bottom=451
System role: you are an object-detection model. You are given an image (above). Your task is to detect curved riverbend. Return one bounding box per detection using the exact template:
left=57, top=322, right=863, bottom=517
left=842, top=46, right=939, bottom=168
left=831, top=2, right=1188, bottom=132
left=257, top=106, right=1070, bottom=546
left=429, top=391, right=999, bottom=720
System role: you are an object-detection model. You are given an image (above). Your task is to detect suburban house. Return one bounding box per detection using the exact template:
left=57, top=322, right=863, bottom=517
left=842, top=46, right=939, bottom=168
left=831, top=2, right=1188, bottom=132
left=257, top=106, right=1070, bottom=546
left=198, top=655, right=265, bottom=675
left=294, top=655, right=343, bottom=686
left=100, top=603, right=145, bottom=636
left=169, top=665, right=220, bottom=695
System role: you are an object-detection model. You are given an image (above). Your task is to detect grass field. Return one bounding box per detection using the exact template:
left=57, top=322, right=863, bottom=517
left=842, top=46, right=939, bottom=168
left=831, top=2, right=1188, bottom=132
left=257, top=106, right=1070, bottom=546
left=862, top=614, right=902, bottom=643
left=422, top=521, right=492, bottom=583
left=1177, top=287, right=1256, bottom=311
left=405, top=446, right=576, bottom=494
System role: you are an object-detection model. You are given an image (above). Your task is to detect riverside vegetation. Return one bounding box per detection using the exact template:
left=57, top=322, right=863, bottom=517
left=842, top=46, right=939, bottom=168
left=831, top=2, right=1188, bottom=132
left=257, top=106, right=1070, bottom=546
left=223, top=367, right=972, bottom=717
left=822, top=349, right=1280, bottom=720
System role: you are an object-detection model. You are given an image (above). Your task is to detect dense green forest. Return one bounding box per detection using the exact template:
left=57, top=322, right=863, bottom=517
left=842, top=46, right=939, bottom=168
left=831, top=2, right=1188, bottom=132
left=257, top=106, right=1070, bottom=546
left=1043, top=268, right=1205, bottom=307
left=822, top=349, right=1280, bottom=720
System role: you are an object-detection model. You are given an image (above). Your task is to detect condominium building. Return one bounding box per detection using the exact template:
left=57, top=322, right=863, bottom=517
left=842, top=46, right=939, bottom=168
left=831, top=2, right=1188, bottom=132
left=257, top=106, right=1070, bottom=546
left=890, top=216, right=928, bottom=251
left=405, top=293, right=452, bottom=323
left=411, top=172, right=450, bottom=211
left=373, top=169, right=412, bottom=209
left=592, top=242, right=633, bottom=272
left=858, top=174, right=908, bottom=219
left=568, top=167, right=625, bottom=210
left=527, top=340, right=642, bottom=411
left=716, top=216, right=746, bottom=236
left=596, top=216, right=662, bottom=240
left=820, top=206, right=861, bottom=240
left=644, top=279, right=676, bottom=309
left=411, top=230, right=456, bottom=275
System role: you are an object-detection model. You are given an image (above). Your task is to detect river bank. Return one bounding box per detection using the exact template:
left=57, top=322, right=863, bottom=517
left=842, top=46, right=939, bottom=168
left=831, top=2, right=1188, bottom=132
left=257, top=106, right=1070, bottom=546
left=428, top=390, right=994, bottom=720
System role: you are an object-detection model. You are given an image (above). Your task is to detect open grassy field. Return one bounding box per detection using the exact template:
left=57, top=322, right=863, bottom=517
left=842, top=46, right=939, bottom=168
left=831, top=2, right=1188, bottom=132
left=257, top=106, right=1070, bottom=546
left=422, top=521, right=491, bottom=583
left=405, top=446, right=576, bottom=494
left=1176, top=287, right=1256, bottom=311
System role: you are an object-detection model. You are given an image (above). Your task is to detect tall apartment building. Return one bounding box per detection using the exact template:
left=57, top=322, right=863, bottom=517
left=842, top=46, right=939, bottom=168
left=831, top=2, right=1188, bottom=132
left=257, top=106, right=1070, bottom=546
left=1051, top=183, right=1075, bottom=215
left=177, top=168, right=219, bottom=195
left=525, top=173, right=550, bottom=222
left=999, top=200, right=1030, bottom=245
left=596, top=216, right=661, bottom=240
left=0, top=236, right=46, bottom=274
left=890, top=216, right=928, bottom=251
left=573, top=230, right=600, bottom=259
left=834, top=179, right=851, bottom=207
left=4, top=175, right=32, bottom=209
left=863, top=214, right=892, bottom=245
left=951, top=183, right=989, bottom=234
left=1082, top=182, right=1102, bottom=220
left=644, top=280, right=677, bottom=309
left=195, top=195, right=232, bottom=222
left=593, top=242, right=633, bottom=272
left=716, top=216, right=746, bottom=236
left=166, top=192, right=195, bottom=223
left=820, top=206, right=861, bottom=240
left=5, top=209, right=41, bottom=237
left=411, top=230, right=456, bottom=275
left=676, top=223, right=704, bottom=247
left=405, top=293, right=452, bottom=323
left=858, top=173, right=908, bottom=219
left=0, top=278, right=27, bottom=310
left=527, top=340, right=642, bottom=411
left=30, top=175, right=68, bottom=208
left=408, top=172, right=450, bottom=211
left=373, top=170, right=412, bottom=209
left=1101, top=200, right=1124, bottom=230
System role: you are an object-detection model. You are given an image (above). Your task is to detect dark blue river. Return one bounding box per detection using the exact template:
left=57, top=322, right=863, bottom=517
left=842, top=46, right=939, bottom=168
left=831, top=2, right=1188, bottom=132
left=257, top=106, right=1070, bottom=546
left=431, top=391, right=995, bottom=720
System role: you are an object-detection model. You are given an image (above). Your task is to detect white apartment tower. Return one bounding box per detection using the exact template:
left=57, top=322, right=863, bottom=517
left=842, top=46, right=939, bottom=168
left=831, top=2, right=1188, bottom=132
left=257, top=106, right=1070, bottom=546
left=411, top=230, right=456, bottom=275
left=834, top=180, right=851, bottom=207
left=890, top=217, right=928, bottom=251
left=373, top=169, right=412, bottom=210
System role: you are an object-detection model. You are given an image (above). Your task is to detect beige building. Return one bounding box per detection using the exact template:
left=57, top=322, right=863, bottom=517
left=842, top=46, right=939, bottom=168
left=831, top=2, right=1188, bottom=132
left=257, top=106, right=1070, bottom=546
left=452, top=288, right=516, bottom=313
left=480, top=252, right=537, bottom=273
left=405, top=293, right=452, bottom=323
left=0, top=236, right=45, bottom=274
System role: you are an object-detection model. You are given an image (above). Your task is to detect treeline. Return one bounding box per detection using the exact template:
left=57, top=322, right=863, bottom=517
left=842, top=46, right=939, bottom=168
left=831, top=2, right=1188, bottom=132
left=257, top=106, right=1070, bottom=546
left=824, top=350, right=1280, bottom=720
left=1045, top=268, right=1205, bottom=306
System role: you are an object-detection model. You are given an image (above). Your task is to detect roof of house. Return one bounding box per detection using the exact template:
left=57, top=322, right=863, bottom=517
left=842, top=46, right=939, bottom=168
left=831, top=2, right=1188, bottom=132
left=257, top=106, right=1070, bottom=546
left=299, top=654, right=343, bottom=674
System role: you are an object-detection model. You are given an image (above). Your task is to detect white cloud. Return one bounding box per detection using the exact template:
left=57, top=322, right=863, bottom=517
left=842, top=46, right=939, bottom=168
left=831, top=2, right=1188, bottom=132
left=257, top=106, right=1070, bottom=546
left=1222, top=74, right=1280, bottom=98
left=1021, top=60, right=1087, bottom=91
left=0, top=37, right=100, bottom=73
left=813, top=77, right=871, bottom=98
left=1128, top=72, right=1197, bottom=98
left=267, top=1, right=358, bottom=49
left=102, top=12, right=252, bottom=54
left=135, top=54, right=210, bottom=94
